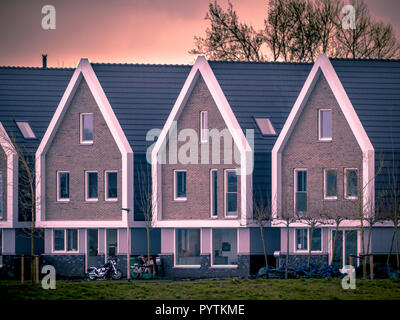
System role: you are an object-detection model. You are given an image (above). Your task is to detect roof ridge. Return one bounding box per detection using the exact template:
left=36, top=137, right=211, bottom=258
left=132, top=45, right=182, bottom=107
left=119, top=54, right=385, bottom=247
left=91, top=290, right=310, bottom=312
left=0, top=66, right=75, bottom=70
left=92, top=62, right=191, bottom=67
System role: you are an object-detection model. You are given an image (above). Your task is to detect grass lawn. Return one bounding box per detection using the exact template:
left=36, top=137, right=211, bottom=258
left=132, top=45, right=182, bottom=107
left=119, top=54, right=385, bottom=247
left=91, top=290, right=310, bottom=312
left=1, top=278, right=400, bottom=300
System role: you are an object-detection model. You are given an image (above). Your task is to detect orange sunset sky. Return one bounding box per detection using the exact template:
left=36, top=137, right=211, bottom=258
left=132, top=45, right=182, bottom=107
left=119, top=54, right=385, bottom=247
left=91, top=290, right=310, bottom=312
left=0, top=0, right=399, bottom=68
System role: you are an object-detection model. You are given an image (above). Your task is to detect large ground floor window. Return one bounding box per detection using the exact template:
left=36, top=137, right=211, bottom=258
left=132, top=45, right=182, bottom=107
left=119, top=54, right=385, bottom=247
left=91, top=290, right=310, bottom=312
left=212, top=228, right=238, bottom=266
left=175, top=229, right=201, bottom=266
left=331, top=229, right=358, bottom=268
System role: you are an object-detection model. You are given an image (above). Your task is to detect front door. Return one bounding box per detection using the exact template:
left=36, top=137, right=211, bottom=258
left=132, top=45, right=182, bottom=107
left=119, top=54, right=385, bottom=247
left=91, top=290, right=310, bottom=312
left=87, top=229, right=99, bottom=268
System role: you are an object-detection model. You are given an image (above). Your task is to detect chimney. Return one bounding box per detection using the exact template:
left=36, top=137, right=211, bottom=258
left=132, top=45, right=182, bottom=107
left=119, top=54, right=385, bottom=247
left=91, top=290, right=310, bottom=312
left=42, top=54, right=47, bottom=68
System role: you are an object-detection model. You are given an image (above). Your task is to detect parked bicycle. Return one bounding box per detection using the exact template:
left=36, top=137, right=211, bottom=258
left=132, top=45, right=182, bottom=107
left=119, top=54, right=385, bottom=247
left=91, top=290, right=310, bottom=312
left=130, top=256, right=155, bottom=279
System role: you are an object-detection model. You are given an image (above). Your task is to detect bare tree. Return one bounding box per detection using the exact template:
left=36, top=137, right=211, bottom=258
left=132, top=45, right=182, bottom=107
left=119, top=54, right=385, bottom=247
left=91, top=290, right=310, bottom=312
left=190, top=1, right=265, bottom=61
left=137, top=160, right=154, bottom=269
left=0, top=128, right=41, bottom=282
left=253, top=192, right=273, bottom=268
left=191, top=0, right=400, bottom=62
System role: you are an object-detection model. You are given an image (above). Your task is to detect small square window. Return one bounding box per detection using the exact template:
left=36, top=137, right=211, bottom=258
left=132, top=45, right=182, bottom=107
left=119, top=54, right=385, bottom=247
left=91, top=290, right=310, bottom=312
left=16, top=122, right=36, bottom=139
left=255, top=118, right=276, bottom=136
left=296, top=229, right=308, bottom=251
left=324, top=169, right=337, bottom=199
left=54, top=229, right=65, bottom=251
left=80, top=113, right=94, bottom=144
left=345, top=168, right=358, bottom=199
left=66, top=229, right=78, bottom=252
left=85, top=171, right=98, bottom=201
left=174, top=171, right=187, bottom=200
left=225, top=170, right=238, bottom=217
left=57, top=171, right=70, bottom=201
left=319, top=109, right=332, bottom=140
left=105, top=171, right=118, bottom=201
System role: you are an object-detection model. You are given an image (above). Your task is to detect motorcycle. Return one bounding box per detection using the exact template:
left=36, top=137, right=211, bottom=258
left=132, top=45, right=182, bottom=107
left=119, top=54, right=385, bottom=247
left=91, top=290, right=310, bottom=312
left=85, top=258, right=123, bottom=281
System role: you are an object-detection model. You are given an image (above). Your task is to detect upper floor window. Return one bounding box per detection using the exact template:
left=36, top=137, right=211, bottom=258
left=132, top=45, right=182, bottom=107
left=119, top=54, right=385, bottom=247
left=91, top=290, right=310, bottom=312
left=105, top=171, right=118, bottom=201
left=225, top=169, right=238, bottom=217
left=324, top=169, right=337, bottom=200
left=345, top=168, right=358, bottom=199
left=174, top=170, right=187, bottom=201
left=53, top=229, right=78, bottom=252
left=294, top=169, right=307, bottom=213
left=200, top=111, right=208, bottom=143
left=210, top=169, right=218, bottom=218
left=80, top=113, right=94, bottom=144
left=318, top=109, right=332, bottom=141
left=57, top=171, right=70, bottom=201
left=85, top=171, right=98, bottom=201
left=16, top=121, right=36, bottom=139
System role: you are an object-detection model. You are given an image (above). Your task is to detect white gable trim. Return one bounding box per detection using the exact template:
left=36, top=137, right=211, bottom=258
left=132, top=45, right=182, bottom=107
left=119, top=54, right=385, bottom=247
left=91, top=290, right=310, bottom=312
left=271, top=53, right=374, bottom=219
left=35, top=59, right=134, bottom=228
left=0, top=122, right=18, bottom=228
left=151, top=56, right=253, bottom=228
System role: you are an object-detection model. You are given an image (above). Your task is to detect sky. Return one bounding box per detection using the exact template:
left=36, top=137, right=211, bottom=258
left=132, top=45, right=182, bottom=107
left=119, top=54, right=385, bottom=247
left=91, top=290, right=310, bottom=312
left=0, top=0, right=399, bottom=68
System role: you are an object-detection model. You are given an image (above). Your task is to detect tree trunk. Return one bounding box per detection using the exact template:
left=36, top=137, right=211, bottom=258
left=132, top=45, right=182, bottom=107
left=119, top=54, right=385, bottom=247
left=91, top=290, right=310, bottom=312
left=386, top=229, right=395, bottom=278
left=285, top=223, right=289, bottom=279
left=259, top=225, right=268, bottom=268
left=308, top=226, right=314, bottom=269
left=331, top=223, right=339, bottom=265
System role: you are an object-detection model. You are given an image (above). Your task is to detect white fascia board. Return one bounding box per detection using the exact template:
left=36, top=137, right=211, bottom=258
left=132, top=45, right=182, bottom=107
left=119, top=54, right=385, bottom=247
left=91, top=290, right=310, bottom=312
left=151, top=56, right=252, bottom=226
left=35, top=59, right=133, bottom=227
left=271, top=53, right=374, bottom=220
left=152, top=220, right=245, bottom=228
left=36, top=220, right=128, bottom=228
left=0, top=122, right=18, bottom=228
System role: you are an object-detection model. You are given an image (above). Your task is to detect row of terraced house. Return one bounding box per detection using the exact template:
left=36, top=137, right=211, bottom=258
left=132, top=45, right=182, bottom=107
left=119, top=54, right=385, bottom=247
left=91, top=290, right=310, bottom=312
left=0, top=53, right=399, bottom=279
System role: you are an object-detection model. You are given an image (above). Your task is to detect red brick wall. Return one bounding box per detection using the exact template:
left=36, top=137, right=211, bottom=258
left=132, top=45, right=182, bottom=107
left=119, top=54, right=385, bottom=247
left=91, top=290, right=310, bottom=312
left=45, top=78, right=122, bottom=220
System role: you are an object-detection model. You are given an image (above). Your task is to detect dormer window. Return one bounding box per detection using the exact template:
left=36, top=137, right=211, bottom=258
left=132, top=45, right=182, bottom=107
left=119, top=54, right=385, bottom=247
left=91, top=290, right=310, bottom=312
left=255, top=118, right=276, bottom=136
left=80, top=113, right=93, bottom=144
left=16, top=122, right=36, bottom=139
left=200, top=111, right=208, bottom=143
left=318, top=109, right=332, bottom=141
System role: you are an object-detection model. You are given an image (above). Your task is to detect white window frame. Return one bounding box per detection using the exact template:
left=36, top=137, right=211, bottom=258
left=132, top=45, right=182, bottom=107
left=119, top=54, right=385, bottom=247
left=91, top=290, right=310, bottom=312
left=210, top=228, right=239, bottom=268
left=200, top=111, right=208, bottom=143
left=80, top=113, right=94, bottom=145
left=104, top=170, right=118, bottom=202
left=173, top=170, right=187, bottom=201
left=324, top=169, right=338, bottom=200
left=224, top=169, right=238, bottom=218
left=52, top=229, right=79, bottom=253
left=85, top=171, right=98, bottom=202
left=344, top=168, right=358, bottom=200
left=318, top=109, right=332, bottom=141
left=294, top=168, right=307, bottom=214
left=174, top=228, right=201, bottom=268
left=294, top=228, right=323, bottom=253
left=56, top=171, right=70, bottom=202
left=210, top=169, right=218, bottom=218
